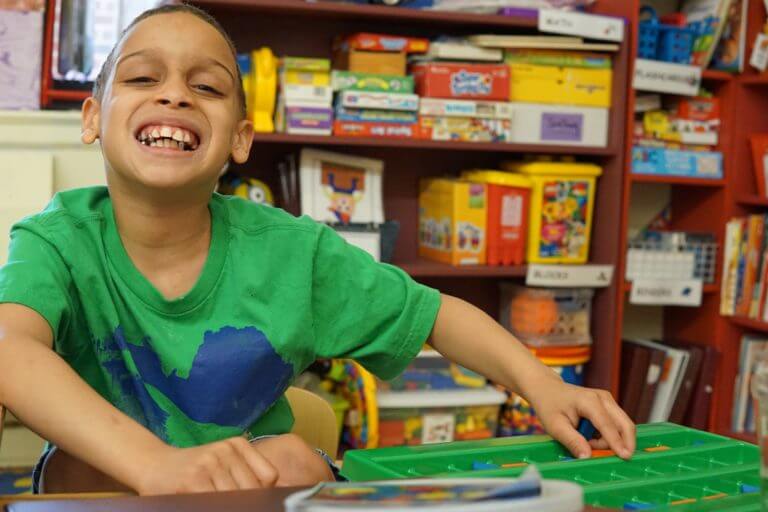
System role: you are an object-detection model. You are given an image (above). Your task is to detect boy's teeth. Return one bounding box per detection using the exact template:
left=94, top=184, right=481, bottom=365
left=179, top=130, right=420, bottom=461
left=183, top=132, right=191, bottom=143
left=160, top=126, right=172, bottom=138
left=151, top=129, right=161, bottom=139
left=172, top=130, right=184, bottom=142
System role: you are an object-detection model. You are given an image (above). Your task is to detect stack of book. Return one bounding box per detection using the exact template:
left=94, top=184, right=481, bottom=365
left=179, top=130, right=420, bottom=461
left=620, top=339, right=718, bottom=429
left=721, top=215, right=768, bottom=319
left=732, top=334, right=768, bottom=434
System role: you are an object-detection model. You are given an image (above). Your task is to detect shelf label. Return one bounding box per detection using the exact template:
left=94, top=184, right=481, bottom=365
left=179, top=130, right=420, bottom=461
left=633, top=59, right=701, bottom=96
left=421, top=414, right=455, bottom=444
left=526, top=264, right=614, bottom=288
left=539, top=9, right=624, bottom=42
left=630, top=279, right=703, bottom=306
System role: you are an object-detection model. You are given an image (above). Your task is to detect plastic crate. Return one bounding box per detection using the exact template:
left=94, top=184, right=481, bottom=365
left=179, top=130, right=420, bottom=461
left=376, top=387, right=506, bottom=447
left=638, top=6, right=660, bottom=59
left=500, top=284, right=593, bottom=347
left=626, top=233, right=718, bottom=284
left=341, top=423, right=760, bottom=511
left=637, top=6, right=696, bottom=64
left=377, top=350, right=486, bottom=392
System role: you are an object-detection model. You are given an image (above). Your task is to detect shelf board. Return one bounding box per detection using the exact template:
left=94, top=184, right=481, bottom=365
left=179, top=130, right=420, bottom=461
left=630, top=174, right=726, bottom=187
left=701, top=69, right=734, bottom=82
left=736, top=194, right=768, bottom=207
left=742, top=74, right=768, bottom=86
left=251, top=132, right=617, bottom=156
left=729, top=316, right=768, bottom=333
left=622, top=281, right=719, bottom=294
left=45, top=89, right=90, bottom=101
left=196, top=0, right=539, bottom=28
left=395, top=259, right=527, bottom=278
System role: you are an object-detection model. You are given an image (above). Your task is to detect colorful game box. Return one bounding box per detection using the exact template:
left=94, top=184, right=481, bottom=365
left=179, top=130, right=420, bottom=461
left=410, top=62, right=510, bottom=101
left=339, top=90, right=419, bottom=111
left=418, top=116, right=512, bottom=143
left=341, top=423, right=761, bottom=511
left=508, top=63, right=613, bottom=108
left=331, top=70, right=415, bottom=93
left=419, top=98, right=514, bottom=120
left=418, top=179, right=487, bottom=266
left=631, top=146, right=724, bottom=179
left=334, top=105, right=418, bottom=124
left=333, top=121, right=418, bottom=139
left=283, top=106, right=333, bottom=135
left=343, top=32, right=429, bottom=54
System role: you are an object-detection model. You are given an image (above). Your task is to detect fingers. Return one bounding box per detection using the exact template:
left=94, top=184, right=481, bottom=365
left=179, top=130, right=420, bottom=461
left=546, top=414, right=592, bottom=459
left=600, top=393, right=637, bottom=457
left=234, top=438, right=279, bottom=488
left=576, top=390, right=633, bottom=459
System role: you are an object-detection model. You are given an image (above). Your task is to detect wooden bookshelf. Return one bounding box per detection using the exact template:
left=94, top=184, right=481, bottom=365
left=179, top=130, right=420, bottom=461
left=622, top=282, right=720, bottom=294
left=729, top=316, right=768, bottom=334
left=725, top=430, right=758, bottom=444
left=736, top=195, right=768, bottom=207
left=188, top=0, right=635, bottom=393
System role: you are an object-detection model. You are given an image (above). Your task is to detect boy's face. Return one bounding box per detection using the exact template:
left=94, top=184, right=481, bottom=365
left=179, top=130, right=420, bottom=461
left=81, top=13, right=252, bottom=193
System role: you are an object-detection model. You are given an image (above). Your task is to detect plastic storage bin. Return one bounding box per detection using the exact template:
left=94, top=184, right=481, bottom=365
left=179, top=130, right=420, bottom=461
left=377, top=387, right=507, bottom=447
left=502, top=161, right=601, bottom=264
left=461, top=170, right=531, bottom=266
left=377, top=350, right=486, bottom=391
left=418, top=179, right=487, bottom=266
left=637, top=6, right=696, bottom=64
left=500, top=284, right=594, bottom=347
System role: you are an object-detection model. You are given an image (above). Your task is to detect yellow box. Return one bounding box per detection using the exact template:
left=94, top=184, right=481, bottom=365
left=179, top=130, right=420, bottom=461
left=418, top=179, right=487, bottom=266
left=508, top=63, right=612, bottom=108
left=501, top=161, right=602, bottom=264
left=281, top=69, right=331, bottom=87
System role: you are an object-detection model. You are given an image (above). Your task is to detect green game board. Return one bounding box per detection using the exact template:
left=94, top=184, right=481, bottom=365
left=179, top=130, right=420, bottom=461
left=341, top=423, right=762, bottom=511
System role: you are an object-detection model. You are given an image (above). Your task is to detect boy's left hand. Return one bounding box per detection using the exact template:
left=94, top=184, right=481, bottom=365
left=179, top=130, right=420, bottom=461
left=528, top=379, right=636, bottom=460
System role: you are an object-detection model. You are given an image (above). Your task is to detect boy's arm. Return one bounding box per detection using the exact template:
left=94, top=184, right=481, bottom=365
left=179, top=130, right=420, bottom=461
left=0, top=304, right=280, bottom=494
left=429, top=294, right=635, bottom=460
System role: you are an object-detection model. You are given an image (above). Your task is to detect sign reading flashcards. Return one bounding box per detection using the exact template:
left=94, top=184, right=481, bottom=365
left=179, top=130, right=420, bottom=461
left=526, top=264, right=614, bottom=288
left=630, top=279, right=703, bottom=307
left=633, top=59, right=701, bottom=96
left=538, top=9, right=624, bottom=42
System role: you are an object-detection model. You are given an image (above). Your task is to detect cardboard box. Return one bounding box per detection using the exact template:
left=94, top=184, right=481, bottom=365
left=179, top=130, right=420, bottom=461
left=285, top=106, right=333, bottom=135
left=344, top=33, right=429, bottom=54
left=339, top=90, right=419, bottom=111
left=418, top=116, right=512, bottom=142
left=282, top=84, right=333, bottom=105
left=334, top=49, right=407, bottom=76
left=419, top=98, right=513, bottom=119
left=419, top=179, right=487, bottom=266
left=631, top=146, right=723, bottom=179
left=331, top=70, right=414, bottom=93
left=335, top=105, right=418, bottom=124
left=410, top=62, right=510, bottom=101
left=508, top=63, right=612, bottom=108
left=508, top=102, right=608, bottom=147
left=333, top=121, right=418, bottom=138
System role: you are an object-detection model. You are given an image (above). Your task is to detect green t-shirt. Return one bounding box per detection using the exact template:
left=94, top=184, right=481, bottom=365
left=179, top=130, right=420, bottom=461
left=0, top=187, right=440, bottom=447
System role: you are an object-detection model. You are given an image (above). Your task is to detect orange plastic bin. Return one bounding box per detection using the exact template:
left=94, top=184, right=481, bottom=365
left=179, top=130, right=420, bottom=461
left=462, top=170, right=532, bottom=266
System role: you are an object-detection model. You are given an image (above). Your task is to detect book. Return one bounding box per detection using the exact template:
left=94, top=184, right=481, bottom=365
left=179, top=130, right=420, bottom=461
left=711, top=0, right=748, bottom=72
left=685, top=345, right=719, bottom=430
left=423, top=39, right=503, bottom=62
left=737, top=215, right=764, bottom=317
left=668, top=344, right=703, bottom=424
left=619, top=343, right=651, bottom=422
left=505, top=49, right=612, bottom=69
left=628, top=339, right=690, bottom=423
left=721, top=218, right=744, bottom=315
left=468, top=34, right=619, bottom=52
left=749, top=134, right=768, bottom=198
left=284, top=469, right=583, bottom=511
left=623, top=340, right=667, bottom=424
left=732, top=335, right=768, bottom=432
left=680, top=0, right=733, bottom=68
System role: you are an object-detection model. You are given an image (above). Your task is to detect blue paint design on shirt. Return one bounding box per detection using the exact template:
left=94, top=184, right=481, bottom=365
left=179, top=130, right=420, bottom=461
left=97, top=326, right=292, bottom=440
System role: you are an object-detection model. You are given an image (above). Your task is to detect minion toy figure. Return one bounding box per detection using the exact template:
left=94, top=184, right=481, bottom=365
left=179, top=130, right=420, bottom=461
left=222, top=176, right=275, bottom=206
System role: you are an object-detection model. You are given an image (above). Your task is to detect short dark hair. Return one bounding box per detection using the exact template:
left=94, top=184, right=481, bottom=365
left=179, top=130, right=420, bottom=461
left=92, top=3, right=247, bottom=117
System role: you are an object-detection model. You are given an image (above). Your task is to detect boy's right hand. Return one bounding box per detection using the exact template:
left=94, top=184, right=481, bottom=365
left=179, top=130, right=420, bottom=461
left=136, top=437, right=278, bottom=495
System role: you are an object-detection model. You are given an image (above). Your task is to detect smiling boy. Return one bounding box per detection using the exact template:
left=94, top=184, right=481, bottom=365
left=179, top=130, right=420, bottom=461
left=0, top=4, right=634, bottom=496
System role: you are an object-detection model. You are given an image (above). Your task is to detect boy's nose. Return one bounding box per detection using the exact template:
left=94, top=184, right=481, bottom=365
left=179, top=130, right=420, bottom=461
left=155, top=79, right=193, bottom=109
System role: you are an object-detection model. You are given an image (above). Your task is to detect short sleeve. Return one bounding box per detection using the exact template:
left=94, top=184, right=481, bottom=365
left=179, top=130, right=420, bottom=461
left=311, top=225, right=441, bottom=379
left=0, top=219, right=72, bottom=340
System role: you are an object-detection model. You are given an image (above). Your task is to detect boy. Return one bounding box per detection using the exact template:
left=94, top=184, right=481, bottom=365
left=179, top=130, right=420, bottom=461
left=0, top=4, right=634, bottom=496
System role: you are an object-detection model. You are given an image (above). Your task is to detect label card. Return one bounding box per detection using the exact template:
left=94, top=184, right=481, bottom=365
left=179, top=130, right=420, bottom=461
left=539, top=9, right=624, bottom=42
left=633, top=59, right=701, bottom=96
left=421, top=414, right=455, bottom=445
left=629, top=279, right=703, bottom=306
left=750, top=33, right=768, bottom=72
left=526, top=264, right=614, bottom=288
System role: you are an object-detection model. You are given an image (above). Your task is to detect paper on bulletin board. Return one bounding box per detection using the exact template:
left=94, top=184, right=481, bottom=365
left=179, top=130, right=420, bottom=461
left=633, top=59, right=701, bottom=96
left=526, top=264, right=614, bottom=288
left=630, top=279, right=703, bottom=307
left=538, top=9, right=624, bottom=42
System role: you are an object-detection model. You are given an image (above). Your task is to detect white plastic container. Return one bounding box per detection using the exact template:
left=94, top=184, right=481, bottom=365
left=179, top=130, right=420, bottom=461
left=377, top=387, right=507, bottom=447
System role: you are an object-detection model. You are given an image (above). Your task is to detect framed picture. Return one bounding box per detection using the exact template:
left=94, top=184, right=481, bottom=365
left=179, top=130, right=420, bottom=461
left=299, top=148, right=384, bottom=225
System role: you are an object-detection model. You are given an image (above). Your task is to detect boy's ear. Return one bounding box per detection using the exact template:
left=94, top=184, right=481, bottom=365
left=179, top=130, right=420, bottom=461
left=230, top=119, right=254, bottom=164
left=81, top=97, right=101, bottom=145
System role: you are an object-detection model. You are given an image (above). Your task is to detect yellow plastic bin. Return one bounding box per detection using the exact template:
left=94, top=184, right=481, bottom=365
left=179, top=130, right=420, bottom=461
left=502, top=161, right=602, bottom=264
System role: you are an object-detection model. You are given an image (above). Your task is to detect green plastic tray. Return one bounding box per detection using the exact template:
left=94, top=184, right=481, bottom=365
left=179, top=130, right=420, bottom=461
left=341, top=423, right=761, bottom=510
